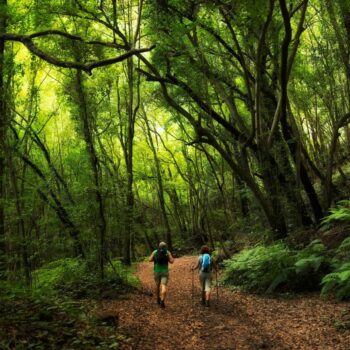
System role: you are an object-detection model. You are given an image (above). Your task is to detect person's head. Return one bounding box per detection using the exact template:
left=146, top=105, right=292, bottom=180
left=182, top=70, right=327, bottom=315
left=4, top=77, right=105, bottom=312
left=159, top=241, right=167, bottom=249
left=200, top=245, right=210, bottom=254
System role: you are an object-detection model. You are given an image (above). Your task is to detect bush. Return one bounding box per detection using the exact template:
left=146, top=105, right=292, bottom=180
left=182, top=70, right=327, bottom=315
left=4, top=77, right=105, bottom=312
left=321, top=200, right=350, bottom=229
left=222, top=240, right=329, bottom=293
left=33, top=258, right=137, bottom=299
left=222, top=243, right=292, bottom=292
left=33, top=258, right=84, bottom=292
left=321, top=237, right=350, bottom=300
left=0, top=290, right=126, bottom=350
left=0, top=258, right=137, bottom=349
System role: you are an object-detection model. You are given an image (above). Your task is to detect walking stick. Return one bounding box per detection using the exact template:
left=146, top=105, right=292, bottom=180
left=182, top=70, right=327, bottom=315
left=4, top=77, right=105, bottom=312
left=191, top=266, right=194, bottom=305
left=216, top=269, right=219, bottom=304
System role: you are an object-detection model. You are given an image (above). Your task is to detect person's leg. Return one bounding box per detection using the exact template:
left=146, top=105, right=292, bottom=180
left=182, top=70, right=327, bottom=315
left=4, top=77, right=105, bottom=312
left=154, top=273, right=161, bottom=304
left=160, top=283, right=167, bottom=300
left=204, top=275, right=212, bottom=307
left=159, top=273, right=169, bottom=308
left=199, top=273, right=205, bottom=305
left=157, top=283, right=161, bottom=303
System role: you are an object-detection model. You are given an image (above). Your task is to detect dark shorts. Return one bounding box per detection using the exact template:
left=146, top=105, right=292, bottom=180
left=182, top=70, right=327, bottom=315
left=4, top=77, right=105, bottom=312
left=154, top=272, right=169, bottom=285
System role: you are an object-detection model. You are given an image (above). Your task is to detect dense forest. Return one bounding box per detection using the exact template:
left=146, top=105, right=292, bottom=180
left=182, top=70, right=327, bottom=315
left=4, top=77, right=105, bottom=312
left=1, top=0, right=350, bottom=349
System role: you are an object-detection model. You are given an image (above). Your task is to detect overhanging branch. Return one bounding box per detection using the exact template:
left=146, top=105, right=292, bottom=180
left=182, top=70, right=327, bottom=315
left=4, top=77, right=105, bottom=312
left=1, top=33, right=155, bottom=74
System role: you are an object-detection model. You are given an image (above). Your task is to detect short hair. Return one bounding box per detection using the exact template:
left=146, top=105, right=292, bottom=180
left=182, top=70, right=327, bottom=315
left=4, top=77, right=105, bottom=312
left=159, top=241, right=167, bottom=248
left=200, top=245, right=210, bottom=254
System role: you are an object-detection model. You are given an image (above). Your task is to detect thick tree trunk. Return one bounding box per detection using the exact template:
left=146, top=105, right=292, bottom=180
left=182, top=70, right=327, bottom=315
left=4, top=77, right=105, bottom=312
left=75, top=70, right=106, bottom=277
left=122, top=56, right=137, bottom=266
left=234, top=175, right=249, bottom=218
left=280, top=117, right=323, bottom=222
left=325, top=113, right=350, bottom=208
left=0, top=0, right=7, bottom=277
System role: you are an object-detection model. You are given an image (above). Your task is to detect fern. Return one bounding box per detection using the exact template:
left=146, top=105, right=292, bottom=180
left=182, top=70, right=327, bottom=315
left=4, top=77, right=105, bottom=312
left=321, top=262, right=350, bottom=300
left=266, top=268, right=294, bottom=294
left=222, top=243, right=294, bottom=292
left=223, top=240, right=329, bottom=294
left=294, top=240, right=327, bottom=274
left=295, top=256, right=324, bottom=274
left=334, top=237, right=350, bottom=261
left=321, top=200, right=350, bottom=228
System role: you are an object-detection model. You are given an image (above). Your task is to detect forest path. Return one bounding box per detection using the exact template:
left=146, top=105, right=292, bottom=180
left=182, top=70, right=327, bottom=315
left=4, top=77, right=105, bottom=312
left=105, top=255, right=350, bottom=350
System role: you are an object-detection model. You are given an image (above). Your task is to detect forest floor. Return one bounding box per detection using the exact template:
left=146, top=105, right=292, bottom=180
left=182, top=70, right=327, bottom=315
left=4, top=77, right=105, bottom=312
left=105, top=255, right=350, bottom=350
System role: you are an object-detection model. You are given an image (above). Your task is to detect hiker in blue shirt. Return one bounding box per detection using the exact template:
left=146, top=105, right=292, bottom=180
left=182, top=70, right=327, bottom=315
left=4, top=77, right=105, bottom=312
left=191, top=245, right=217, bottom=307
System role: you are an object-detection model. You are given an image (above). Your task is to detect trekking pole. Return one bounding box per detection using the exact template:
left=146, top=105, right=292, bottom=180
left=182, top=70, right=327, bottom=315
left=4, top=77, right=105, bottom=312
left=191, top=266, right=194, bottom=306
left=215, top=269, right=219, bottom=304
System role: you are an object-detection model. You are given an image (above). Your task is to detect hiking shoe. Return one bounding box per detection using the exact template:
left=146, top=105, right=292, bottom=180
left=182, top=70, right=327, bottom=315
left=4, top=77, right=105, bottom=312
left=200, top=298, right=205, bottom=305
left=157, top=296, right=161, bottom=305
left=205, top=300, right=210, bottom=307
left=160, top=300, right=165, bottom=308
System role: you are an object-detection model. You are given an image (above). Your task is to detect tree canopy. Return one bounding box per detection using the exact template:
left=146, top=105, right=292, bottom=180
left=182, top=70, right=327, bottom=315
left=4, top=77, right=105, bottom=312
left=0, top=0, right=349, bottom=282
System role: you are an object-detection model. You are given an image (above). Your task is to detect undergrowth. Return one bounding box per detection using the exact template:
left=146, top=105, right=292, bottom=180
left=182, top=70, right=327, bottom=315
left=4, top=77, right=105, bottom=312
left=321, top=237, right=350, bottom=300
left=33, top=258, right=138, bottom=299
left=0, top=289, right=126, bottom=350
left=222, top=240, right=329, bottom=294
left=321, top=200, right=350, bottom=229
left=0, top=258, right=138, bottom=349
left=222, top=201, right=350, bottom=299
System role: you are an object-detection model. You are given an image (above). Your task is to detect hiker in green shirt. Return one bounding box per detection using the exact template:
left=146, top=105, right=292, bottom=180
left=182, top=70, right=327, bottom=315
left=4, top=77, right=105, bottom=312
left=149, top=242, right=174, bottom=308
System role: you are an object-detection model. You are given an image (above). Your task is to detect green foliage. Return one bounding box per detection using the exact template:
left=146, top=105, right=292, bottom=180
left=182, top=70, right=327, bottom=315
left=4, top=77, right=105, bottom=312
left=0, top=256, right=137, bottom=349
left=222, top=240, right=329, bottom=293
left=222, top=242, right=293, bottom=293
left=321, top=264, right=350, bottom=300
left=0, top=290, right=125, bottom=350
left=33, top=258, right=137, bottom=299
left=294, top=239, right=327, bottom=274
left=333, top=309, right=350, bottom=331
left=33, top=258, right=83, bottom=292
left=222, top=236, right=350, bottom=299
left=321, top=200, right=350, bottom=229
left=321, top=238, right=350, bottom=300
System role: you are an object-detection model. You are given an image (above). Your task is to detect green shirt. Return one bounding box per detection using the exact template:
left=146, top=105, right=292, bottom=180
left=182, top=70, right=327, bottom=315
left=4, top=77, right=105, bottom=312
left=153, top=249, right=169, bottom=273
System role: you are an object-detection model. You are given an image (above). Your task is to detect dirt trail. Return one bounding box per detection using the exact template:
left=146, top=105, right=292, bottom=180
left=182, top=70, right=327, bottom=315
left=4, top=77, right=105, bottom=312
left=105, top=256, right=350, bottom=350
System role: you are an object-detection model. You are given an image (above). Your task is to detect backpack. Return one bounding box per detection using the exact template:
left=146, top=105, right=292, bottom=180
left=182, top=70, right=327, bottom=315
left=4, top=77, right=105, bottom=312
left=155, top=247, right=169, bottom=265
left=200, top=253, right=211, bottom=273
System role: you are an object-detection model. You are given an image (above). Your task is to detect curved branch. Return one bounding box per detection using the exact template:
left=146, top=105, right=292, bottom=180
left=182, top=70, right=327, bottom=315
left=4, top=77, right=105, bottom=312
left=267, top=0, right=308, bottom=148
left=0, top=33, right=154, bottom=74
left=252, top=0, right=275, bottom=146
left=28, top=30, right=83, bottom=40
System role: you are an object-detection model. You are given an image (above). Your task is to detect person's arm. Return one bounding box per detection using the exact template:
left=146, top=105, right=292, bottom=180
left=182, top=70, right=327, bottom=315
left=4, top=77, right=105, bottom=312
left=149, top=251, right=155, bottom=262
left=191, top=257, right=200, bottom=270
left=168, top=252, right=175, bottom=264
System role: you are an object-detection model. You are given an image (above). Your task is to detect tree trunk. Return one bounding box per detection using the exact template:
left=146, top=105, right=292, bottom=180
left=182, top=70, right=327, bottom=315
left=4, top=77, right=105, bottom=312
left=122, top=56, right=138, bottom=266
left=143, top=110, right=173, bottom=250
left=0, top=0, right=7, bottom=277
left=7, top=150, right=31, bottom=286
left=75, top=70, right=106, bottom=277
left=325, top=113, right=350, bottom=208
left=19, top=153, right=85, bottom=258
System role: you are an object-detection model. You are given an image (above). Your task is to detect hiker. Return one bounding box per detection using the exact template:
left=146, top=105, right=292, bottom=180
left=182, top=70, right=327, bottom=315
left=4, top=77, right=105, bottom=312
left=149, top=242, right=174, bottom=308
left=191, top=245, right=217, bottom=307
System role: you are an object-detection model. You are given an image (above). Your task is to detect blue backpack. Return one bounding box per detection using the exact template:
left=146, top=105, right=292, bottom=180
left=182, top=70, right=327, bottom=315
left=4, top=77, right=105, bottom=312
left=200, top=253, right=211, bottom=273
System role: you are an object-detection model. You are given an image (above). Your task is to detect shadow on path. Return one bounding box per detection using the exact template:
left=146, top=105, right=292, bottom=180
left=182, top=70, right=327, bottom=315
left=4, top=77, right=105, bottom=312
left=104, top=256, right=349, bottom=350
